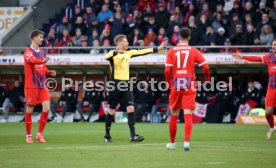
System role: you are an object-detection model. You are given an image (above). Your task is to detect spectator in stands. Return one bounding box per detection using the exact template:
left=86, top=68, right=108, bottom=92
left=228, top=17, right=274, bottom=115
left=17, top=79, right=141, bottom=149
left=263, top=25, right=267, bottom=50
left=228, top=0, right=242, bottom=19
left=89, top=0, right=101, bottom=15
left=256, top=1, right=270, bottom=20
left=203, top=26, right=216, bottom=46
left=173, top=6, right=184, bottom=24
left=87, top=18, right=101, bottom=35
left=136, top=0, right=154, bottom=12
left=155, top=27, right=168, bottom=45
left=169, top=24, right=180, bottom=45
left=45, top=27, right=59, bottom=54
left=215, top=27, right=227, bottom=46
left=77, top=80, right=102, bottom=122
left=90, top=39, right=100, bottom=54
left=244, top=14, right=255, bottom=28
left=97, top=4, right=114, bottom=23
left=0, top=80, right=25, bottom=123
left=242, top=2, right=257, bottom=23
left=269, top=0, right=276, bottom=33
left=88, top=29, right=99, bottom=46
left=256, top=13, right=272, bottom=35
left=166, top=14, right=178, bottom=37
left=101, top=39, right=111, bottom=54
left=59, top=29, right=72, bottom=54
left=155, top=3, right=170, bottom=29
left=72, top=28, right=84, bottom=47
left=80, top=38, right=90, bottom=54
left=71, top=16, right=88, bottom=36
left=230, top=24, right=244, bottom=46
left=212, top=12, right=226, bottom=33
left=197, top=14, right=211, bottom=38
left=228, top=14, right=243, bottom=38
left=128, top=28, right=144, bottom=46
left=197, top=2, right=211, bottom=21
left=145, top=15, right=158, bottom=34
left=110, top=12, right=125, bottom=40
left=144, top=28, right=156, bottom=46
left=83, top=6, right=96, bottom=26
left=100, top=25, right=112, bottom=45
left=259, top=24, right=274, bottom=46
left=71, top=5, right=84, bottom=24
left=243, top=24, right=256, bottom=46
left=188, top=16, right=201, bottom=46
left=57, top=16, right=72, bottom=36
left=58, top=84, right=78, bottom=122
left=183, top=4, right=197, bottom=26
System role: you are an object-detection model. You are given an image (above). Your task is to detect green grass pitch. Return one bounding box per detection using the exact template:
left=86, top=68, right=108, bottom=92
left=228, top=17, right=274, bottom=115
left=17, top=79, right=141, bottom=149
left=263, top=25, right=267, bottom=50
left=0, top=123, right=276, bottom=168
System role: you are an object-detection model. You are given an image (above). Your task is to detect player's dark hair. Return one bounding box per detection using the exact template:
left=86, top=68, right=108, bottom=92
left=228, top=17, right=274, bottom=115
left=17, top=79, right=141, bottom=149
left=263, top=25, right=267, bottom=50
left=30, top=29, right=44, bottom=39
left=180, top=28, right=191, bottom=40
left=114, top=34, right=127, bottom=45
left=273, top=39, right=276, bottom=43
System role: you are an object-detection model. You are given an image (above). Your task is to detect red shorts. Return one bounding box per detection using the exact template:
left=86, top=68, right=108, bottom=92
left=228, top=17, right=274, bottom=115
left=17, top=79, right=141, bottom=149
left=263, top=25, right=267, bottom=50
left=169, top=88, right=196, bottom=110
left=265, top=88, right=276, bottom=107
left=25, top=88, right=50, bottom=106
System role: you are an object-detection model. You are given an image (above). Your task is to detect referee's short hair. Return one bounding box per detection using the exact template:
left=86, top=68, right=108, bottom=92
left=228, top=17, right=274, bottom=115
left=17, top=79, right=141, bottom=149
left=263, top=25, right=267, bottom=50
left=114, top=34, right=127, bottom=45
left=180, top=28, right=191, bottom=40
left=30, top=29, right=44, bottom=39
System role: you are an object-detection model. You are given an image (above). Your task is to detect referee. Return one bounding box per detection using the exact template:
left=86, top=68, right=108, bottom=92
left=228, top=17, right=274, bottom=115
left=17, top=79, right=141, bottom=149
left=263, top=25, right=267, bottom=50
left=104, top=34, right=167, bottom=142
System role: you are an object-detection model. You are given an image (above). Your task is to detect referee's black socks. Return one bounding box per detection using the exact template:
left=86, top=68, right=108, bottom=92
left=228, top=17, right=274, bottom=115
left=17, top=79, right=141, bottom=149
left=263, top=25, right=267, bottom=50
left=128, top=112, right=136, bottom=138
left=105, top=113, right=113, bottom=136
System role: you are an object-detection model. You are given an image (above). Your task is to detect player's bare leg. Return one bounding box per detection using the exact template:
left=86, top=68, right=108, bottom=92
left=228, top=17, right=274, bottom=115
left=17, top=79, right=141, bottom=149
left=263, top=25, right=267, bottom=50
left=183, top=109, right=193, bottom=151
left=166, top=109, right=178, bottom=150
left=36, top=101, right=50, bottom=143
left=127, top=105, right=144, bottom=142
left=25, top=105, right=34, bottom=144
left=104, top=109, right=116, bottom=142
left=265, top=106, right=275, bottom=140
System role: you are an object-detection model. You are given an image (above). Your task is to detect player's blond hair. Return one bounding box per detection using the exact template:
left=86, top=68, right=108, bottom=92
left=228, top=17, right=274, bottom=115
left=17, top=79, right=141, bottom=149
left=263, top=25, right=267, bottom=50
left=114, top=34, right=127, bottom=45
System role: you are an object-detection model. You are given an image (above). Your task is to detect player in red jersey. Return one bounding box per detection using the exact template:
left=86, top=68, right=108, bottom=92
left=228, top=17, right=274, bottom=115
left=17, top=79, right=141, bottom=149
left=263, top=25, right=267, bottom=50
left=165, top=28, right=210, bottom=151
left=233, top=39, right=276, bottom=140
left=24, top=29, right=56, bottom=144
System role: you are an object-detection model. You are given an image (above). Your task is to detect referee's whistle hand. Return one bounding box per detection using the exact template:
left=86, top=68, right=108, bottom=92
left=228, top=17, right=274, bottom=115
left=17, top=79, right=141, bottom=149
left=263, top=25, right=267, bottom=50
left=157, top=40, right=168, bottom=50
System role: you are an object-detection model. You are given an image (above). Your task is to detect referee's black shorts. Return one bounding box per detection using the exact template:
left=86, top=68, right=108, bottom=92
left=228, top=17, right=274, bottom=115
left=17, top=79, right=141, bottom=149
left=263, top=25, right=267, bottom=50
left=107, top=80, right=134, bottom=109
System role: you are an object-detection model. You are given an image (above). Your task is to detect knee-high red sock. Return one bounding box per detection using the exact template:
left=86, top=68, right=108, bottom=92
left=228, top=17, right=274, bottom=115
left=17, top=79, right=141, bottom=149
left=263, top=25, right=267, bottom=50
left=25, top=113, right=32, bottom=135
left=266, top=113, right=274, bottom=128
left=38, top=112, right=48, bottom=134
left=184, top=114, right=193, bottom=142
left=169, top=115, right=178, bottom=143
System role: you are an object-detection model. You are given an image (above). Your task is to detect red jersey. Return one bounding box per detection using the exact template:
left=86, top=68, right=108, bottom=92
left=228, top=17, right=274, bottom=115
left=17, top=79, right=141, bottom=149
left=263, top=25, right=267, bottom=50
left=243, top=53, right=276, bottom=89
left=24, top=47, right=49, bottom=89
left=165, top=44, right=208, bottom=90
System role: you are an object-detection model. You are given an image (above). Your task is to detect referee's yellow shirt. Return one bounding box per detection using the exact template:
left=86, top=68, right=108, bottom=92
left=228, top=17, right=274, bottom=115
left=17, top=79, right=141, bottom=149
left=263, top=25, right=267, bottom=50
left=105, top=48, right=156, bottom=80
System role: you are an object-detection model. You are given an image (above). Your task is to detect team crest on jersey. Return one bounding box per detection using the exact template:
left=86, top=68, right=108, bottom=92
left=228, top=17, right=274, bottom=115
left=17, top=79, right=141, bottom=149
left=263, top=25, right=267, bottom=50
left=68, top=93, right=71, bottom=97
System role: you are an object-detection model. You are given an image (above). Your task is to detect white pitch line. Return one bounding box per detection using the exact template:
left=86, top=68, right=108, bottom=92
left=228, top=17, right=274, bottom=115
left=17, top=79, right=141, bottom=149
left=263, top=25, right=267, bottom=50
left=208, top=162, right=225, bottom=165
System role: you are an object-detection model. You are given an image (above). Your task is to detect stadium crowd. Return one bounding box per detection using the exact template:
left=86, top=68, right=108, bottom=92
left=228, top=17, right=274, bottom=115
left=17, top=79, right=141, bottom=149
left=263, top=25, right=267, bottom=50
left=44, top=0, right=276, bottom=54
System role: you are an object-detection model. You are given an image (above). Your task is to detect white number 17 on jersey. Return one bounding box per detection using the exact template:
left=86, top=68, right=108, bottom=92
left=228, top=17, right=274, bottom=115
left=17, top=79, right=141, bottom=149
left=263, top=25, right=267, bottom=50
left=175, top=50, right=190, bottom=68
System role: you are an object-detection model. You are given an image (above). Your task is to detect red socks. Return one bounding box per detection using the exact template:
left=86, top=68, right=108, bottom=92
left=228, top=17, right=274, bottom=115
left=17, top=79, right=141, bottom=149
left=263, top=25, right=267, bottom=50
left=266, top=113, right=274, bottom=128
left=38, top=112, right=48, bottom=134
left=25, top=113, right=32, bottom=135
left=169, top=115, right=178, bottom=143
left=184, top=114, right=193, bottom=142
